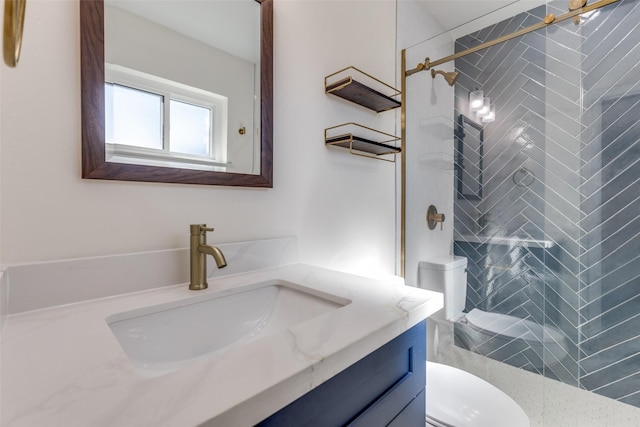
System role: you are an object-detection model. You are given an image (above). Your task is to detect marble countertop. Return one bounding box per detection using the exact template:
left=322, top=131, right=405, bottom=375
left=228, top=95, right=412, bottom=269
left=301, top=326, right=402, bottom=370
left=1, top=263, right=442, bottom=427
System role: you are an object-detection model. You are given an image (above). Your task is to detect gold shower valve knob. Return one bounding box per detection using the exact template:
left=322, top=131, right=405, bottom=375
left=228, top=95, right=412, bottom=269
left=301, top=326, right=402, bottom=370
left=426, top=205, right=446, bottom=231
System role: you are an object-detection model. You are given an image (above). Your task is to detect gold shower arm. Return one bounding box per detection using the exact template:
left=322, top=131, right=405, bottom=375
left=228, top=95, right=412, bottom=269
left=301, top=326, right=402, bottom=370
left=405, top=0, right=620, bottom=76
left=3, top=0, right=27, bottom=67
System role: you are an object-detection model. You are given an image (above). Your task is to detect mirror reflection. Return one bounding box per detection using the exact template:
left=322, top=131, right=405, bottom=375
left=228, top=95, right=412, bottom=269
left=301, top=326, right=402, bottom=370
left=455, top=114, right=483, bottom=201
left=104, top=0, right=261, bottom=174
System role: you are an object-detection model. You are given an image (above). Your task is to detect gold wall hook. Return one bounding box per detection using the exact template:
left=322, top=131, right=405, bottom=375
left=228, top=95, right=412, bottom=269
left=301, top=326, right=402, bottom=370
left=3, top=0, right=26, bottom=67
left=430, top=69, right=460, bottom=86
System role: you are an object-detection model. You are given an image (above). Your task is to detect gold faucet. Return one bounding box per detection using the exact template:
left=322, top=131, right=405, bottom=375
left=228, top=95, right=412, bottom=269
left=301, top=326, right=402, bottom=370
left=189, top=224, right=227, bottom=290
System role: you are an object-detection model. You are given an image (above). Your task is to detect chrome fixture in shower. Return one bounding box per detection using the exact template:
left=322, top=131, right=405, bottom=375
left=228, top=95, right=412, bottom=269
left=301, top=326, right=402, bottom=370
left=430, top=69, right=459, bottom=86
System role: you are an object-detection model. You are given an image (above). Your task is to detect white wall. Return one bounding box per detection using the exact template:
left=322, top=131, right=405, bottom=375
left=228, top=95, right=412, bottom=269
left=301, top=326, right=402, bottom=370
left=283, top=0, right=398, bottom=276
left=0, top=1, right=2, bottom=266
left=397, top=0, right=448, bottom=49
left=0, top=0, right=397, bottom=279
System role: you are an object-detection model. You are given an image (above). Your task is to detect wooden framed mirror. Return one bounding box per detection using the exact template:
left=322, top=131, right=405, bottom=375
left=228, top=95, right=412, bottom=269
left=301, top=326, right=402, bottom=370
left=80, top=0, right=273, bottom=187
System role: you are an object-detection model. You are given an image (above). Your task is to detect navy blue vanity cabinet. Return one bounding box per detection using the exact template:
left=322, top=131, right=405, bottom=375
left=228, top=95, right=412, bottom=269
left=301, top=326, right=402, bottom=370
left=257, top=321, right=426, bottom=427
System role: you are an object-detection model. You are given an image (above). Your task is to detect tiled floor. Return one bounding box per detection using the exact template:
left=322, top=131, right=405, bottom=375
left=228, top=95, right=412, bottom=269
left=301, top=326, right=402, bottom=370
left=433, top=321, right=640, bottom=427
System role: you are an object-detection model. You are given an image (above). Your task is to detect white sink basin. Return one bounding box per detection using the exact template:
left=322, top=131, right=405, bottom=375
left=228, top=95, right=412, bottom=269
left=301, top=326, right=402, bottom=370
left=107, top=280, right=350, bottom=377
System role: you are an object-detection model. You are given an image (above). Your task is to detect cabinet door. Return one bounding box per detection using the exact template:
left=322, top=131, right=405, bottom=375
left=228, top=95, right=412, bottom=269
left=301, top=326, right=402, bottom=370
left=386, top=390, right=425, bottom=427
left=257, top=321, right=426, bottom=427
left=347, top=331, right=426, bottom=427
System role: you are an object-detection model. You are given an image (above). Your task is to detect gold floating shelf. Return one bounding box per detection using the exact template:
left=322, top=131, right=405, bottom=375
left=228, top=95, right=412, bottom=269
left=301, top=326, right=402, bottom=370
left=325, top=66, right=401, bottom=113
left=325, top=122, right=400, bottom=162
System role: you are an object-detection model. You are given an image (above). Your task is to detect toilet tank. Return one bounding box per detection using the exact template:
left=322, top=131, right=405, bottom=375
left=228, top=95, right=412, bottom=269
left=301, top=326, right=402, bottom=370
left=418, top=256, right=467, bottom=320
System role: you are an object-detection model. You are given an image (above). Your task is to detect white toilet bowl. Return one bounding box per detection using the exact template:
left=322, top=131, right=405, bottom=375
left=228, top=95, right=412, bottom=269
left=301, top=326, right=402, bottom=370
left=418, top=257, right=531, bottom=427
left=456, top=308, right=568, bottom=370
left=425, top=362, right=530, bottom=427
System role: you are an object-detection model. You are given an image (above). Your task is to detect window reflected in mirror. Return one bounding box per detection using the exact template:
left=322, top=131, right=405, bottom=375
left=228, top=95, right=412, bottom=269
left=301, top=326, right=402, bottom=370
left=104, top=1, right=257, bottom=174
left=80, top=0, right=273, bottom=187
left=105, top=65, right=229, bottom=171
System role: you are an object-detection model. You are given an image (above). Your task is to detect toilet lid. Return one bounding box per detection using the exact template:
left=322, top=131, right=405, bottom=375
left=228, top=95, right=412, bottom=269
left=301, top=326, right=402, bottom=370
left=465, top=308, right=565, bottom=343
left=426, top=362, right=530, bottom=427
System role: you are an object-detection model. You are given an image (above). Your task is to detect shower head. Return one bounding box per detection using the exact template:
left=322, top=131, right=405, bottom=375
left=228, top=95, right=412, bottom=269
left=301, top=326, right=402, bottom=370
left=431, top=69, right=459, bottom=86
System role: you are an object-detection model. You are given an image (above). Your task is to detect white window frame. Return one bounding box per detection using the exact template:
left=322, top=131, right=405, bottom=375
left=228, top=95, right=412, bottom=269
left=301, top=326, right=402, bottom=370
left=105, top=64, right=229, bottom=171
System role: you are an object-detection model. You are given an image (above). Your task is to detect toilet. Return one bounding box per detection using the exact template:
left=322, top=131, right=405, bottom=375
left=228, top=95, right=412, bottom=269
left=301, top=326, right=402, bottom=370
left=420, top=255, right=568, bottom=371
left=455, top=307, right=568, bottom=371
left=426, top=362, right=530, bottom=427
left=418, top=256, right=530, bottom=427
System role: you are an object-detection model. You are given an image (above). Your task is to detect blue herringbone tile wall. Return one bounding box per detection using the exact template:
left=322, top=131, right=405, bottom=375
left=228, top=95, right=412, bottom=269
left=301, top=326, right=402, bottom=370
left=452, top=0, right=640, bottom=407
